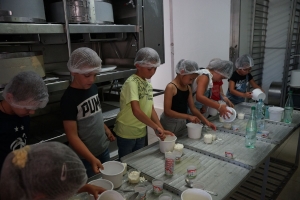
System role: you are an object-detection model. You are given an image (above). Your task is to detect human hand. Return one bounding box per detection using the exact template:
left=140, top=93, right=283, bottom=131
left=91, top=158, right=103, bottom=172
left=155, top=127, right=166, bottom=141
left=187, top=115, right=201, bottom=123
left=244, top=92, right=252, bottom=98
left=106, top=130, right=116, bottom=142
left=206, top=122, right=217, bottom=131
left=164, top=130, right=175, bottom=136
left=79, top=184, right=106, bottom=200
left=219, top=104, right=232, bottom=119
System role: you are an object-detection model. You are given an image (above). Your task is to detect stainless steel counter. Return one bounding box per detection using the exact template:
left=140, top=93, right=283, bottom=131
left=121, top=143, right=250, bottom=200
left=118, top=102, right=300, bottom=200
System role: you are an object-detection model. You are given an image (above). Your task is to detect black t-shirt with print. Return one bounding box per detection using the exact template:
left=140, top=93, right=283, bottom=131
left=228, top=71, right=253, bottom=91
left=0, top=111, right=29, bottom=170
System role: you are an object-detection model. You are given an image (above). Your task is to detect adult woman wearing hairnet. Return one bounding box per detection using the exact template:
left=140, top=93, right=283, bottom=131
left=0, top=142, right=105, bottom=200
left=190, top=59, right=234, bottom=118
left=0, top=71, right=49, bottom=170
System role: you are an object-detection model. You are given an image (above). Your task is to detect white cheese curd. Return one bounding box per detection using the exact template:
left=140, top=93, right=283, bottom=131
left=128, top=171, right=140, bottom=183
left=204, top=134, right=213, bottom=144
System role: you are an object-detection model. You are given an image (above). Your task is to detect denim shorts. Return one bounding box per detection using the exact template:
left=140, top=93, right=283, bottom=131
left=116, top=135, right=146, bottom=161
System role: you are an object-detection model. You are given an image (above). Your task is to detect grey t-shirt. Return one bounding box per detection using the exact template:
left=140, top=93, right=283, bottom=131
left=60, top=84, right=109, bottom=157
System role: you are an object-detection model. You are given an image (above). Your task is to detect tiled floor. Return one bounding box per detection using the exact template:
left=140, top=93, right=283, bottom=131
left=148, top=108, right=300, bottom=199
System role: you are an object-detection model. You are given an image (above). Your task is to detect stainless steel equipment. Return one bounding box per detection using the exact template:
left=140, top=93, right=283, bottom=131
left=0, top=0, right=46, bottom=23
left=268, top=81, right=282, bottom=106
left=0, top=52, right=45, bottom=87
left=50, top=0, right=114, bottom=24
left=0, top=0, right=165, bottom=160
left=50, top=0, right=89, bottom=23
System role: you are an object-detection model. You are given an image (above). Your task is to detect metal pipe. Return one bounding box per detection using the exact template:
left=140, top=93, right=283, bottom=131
left=169, top=0, right=175, bottom=79
left=62, top=0, right=71, bottom=57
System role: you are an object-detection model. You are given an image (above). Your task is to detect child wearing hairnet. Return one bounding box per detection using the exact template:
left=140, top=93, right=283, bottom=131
left=0, top=71, right=49, bottom=171
left=0, top=142, right=106, bottom=200
left=226, top=54, right=264, bottom=105
left=60, top=47, right=115, bottom=178
left=190, top=58, right=234, bottom=118
left=114, top=47, right=174, bottom=159
left=160, top=59, right=216, bottom=134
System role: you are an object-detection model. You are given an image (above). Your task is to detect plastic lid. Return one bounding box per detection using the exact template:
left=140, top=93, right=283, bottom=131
left=222, top=107, right=237, bottom=122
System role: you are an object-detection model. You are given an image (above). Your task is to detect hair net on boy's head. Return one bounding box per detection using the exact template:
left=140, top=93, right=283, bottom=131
left=67, top=47, right=102, bottom=74
left=176, top=59, right=199, bottom=75
left=134, top=47, right=161, bottom=68
left=0, top=142, right=87, bottom=200
left=235, top=54, right=254, bottom=69
left=207, top=59, right=233, bottom=79
left=2, top=71, right=49, bottom=110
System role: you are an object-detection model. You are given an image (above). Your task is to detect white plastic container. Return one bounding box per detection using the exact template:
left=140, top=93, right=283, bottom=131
left=222, top=107, right=236, bottom=122
left=99, top=161, right=125, bottom=189
left=252, top=88, right=266, bottom=101
left=186, top=123, right=203, bottom=139
left=207, top=107, right=218, bottom=116
left=152, top=179, right=164, bottom=195
left=181, top=188, right=212, bottom=200
left=159, top=135, right=177, bottom=153
left=268, top=107, right=284, bottom=122
left=88, top=178, right=114, bottom=190
left=97, top=190, right=124, bottom=200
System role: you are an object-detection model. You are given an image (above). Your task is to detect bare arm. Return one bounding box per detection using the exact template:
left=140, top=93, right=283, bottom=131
left=188, top=86, right=216, bottom=130
left=220, top=85, right=234, bottom=107
left=63, top=121, right=103, bottom=172
left=78, top=184, right=106, bottom=200
left=104, top=123, right=115, bottom=142
left=249, top=79, right=264, bottom=92
left=228, top=80, right=252, bottom=99
left=196, top=75, right=231, bottom=117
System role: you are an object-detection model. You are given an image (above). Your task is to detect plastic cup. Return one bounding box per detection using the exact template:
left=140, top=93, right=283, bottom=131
left=152, top=179, right=163, bottom=195
left=232, top=125, right=239, bottom=131
left=187, top=165, right=197, bottom=178
left=134, top=185, right=147, bottom=199
left=159, top=193, right=173, bottom=200
left=225, top=149, right=234, bottom=159
left=237, top=113, right=245, bottom=119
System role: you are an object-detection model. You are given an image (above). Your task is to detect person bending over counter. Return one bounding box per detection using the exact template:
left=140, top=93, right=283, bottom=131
left=226, top=54, right=264, bottom=105
left=114, top=47, right=174, bottom=160
left=160, top=59, right=216, bottom=135
left=0, top=142, right=105, bottom=200
left=0, top=71, right=49, bottom=171
left=189, top=58, right=234, bottom=119
left=60, top=47, right=115, bottom=178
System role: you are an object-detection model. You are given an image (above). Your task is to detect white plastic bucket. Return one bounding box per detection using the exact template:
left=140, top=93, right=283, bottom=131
left=181, top=188, right=212, bottom=200
left=252, top=88, right=266, bottom=101
left=186, top=123, right=203, bottom=139
left=268, top=107, right=284, bottom=122
left=159, top=135, right=177, bottom=153
left=99, top=161, right=125, bottom=189
left=207, top=107, right=218, bottom=116
left=97, top=190, right=124, bottom=200
left=88, top=178, right=114, bottom=190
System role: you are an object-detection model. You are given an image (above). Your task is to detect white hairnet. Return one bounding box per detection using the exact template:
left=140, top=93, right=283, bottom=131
left=176, top=59, right=199, bottom=75
left=67, top=47, right=102, bottom=74
left=134, top=47, right=161, bottom=68
left=0, top=142, right=87, bottom=200
left=235, top=54, right=254, bottom=69
left=207, top=59, right=233, bottom=79
left=2, top=71, right=49, bottom=110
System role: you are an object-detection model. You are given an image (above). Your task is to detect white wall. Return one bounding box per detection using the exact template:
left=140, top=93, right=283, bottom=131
left=152, top=0, right=231, bottom=110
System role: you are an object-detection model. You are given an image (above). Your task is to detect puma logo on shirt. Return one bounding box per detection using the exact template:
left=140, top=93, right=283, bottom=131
left=77, top=94, right=101, bottom=120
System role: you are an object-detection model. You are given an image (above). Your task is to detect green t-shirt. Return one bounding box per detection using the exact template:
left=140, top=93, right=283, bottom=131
left=114, top=74, right=153, bottom=139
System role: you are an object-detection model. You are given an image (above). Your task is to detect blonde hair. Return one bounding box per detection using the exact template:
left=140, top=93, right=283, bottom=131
left=12, top=145, right=30, bottom=168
